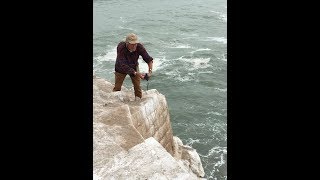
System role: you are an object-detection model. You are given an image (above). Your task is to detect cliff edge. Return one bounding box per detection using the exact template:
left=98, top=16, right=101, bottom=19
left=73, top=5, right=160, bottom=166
left=93, top=74, right=205, bottom=179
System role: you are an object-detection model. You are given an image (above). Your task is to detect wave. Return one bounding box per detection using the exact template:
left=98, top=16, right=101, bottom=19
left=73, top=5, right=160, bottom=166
left=207, top=111, right=223, bottom=116
left=211, top=10, right=227, bottom=22
left=118, top=26, right=135, bottom=31
left=190, top=48, right=211, bottom=54
left=138, top=55, right=165, bottom=73
left=214, top=88, right=227, bottom=92
left=220, top=57, right=227, bottom=62
left=204, top=37, right=227, bottom=44
left=181, top=33, right=200, bottom=39
left=119, top=16, right=127, bottom=23
left=185, top=138, right=200, bottom=146
left=94, top=46, right=117, bottom=62
left=198, top=71, right=214, bottom=74
left=179, top=57, right=212, bottom=70
left=180, top=35, right=227, bottom=46
left=168, top=44, right=192, bottom=49
left=174, top=75, right=192, bottom=82
left=157, top=56, right=214, bottom=82
left=162, top=70, right=194, bottom=82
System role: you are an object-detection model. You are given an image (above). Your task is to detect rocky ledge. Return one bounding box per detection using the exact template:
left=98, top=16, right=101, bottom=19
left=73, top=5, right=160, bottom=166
left=93, top=74, right=205, bottom=179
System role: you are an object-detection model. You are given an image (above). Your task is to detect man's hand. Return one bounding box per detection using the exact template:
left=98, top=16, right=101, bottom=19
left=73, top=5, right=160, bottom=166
left=135, top=72, right=145, bottom=79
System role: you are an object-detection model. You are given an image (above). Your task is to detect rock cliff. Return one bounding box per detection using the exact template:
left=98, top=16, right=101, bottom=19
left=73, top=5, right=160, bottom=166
left=93, top=74, right=205, bottom=179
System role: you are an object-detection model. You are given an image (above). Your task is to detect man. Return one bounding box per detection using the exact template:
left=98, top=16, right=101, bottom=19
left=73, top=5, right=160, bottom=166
left=113, top=33, right=153, bottom=99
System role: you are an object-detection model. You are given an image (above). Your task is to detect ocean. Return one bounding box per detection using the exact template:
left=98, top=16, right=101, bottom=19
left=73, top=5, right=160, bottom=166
left=93, top=0, right=227, bottom=179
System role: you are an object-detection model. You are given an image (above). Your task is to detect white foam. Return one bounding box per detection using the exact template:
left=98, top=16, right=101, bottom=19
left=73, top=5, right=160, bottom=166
left=213, top=151, right=226, bottom=168
left=207, top=111, right=223, bottom=116
left=194, top=123, right=206, bottom=127
left=190, top=58, right=211, bottom=70
left=176, top=56, right=185, bottom=60
left=219, top=14, right=227, bottom=22
left=119, top=17, right=126, bottom=23
left=186, top=138, right=200, bottom=146
left=118, top=26, right=135, bottom=31
left=190, top=48, right=211, bottom=54
left=221, top=53, right=227, bottom=62
left=211, top=10, right=227, bottom=22
left=202, top=146, right=227, bottom=158
left=181, top=33, right=200, bottom=40
left=176, top=57, right=212, bottom=71
left=181, top=33, right=199, bottom=37
left=163, top=70, right=178, bottom=76
left=138, top=56, right=166, bottom=73
left=171, top=44, right=191, bottom=48
left=198, top=71, right=214, bottom=74
left=167, top=42, right=192, bottom=49
left=205, top=37, right=227, bottom=44
left=214, top=88, right=227, bottom=92
left=163, top=70, right=193, bottom=82
left=94, top=47, right=117, bottom=62
left=220, top=57, right=227, bottom=62
left=175, top=75, right=192, bottom=82
left=93, top=47, right=118, bottom=74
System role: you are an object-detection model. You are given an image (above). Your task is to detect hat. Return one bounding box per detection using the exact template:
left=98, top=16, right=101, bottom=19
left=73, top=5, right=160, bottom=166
left=126, top=33, right=139, bottom=44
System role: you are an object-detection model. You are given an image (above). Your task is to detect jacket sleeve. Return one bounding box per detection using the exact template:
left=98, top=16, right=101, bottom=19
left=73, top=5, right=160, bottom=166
left=139, top=44, right=153, bottom=63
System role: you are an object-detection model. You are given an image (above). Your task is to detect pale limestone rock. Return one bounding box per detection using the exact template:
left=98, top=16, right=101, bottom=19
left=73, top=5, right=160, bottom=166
left=172, top=136, right=184, bottom=159
left=181, top=146, right=205, bottom=178
left=172, top=136, right=205, bottom=177
left=93, top=75, right=206, bottom=179
left=95, top=137, right=199, bottom=180
left=93, top=76, right=114, bottom=93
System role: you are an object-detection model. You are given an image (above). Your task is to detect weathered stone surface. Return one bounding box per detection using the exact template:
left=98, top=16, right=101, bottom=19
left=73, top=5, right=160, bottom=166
left=93, top=75, right=206, bottom=179
left=94, top=137, right=199, bottom=180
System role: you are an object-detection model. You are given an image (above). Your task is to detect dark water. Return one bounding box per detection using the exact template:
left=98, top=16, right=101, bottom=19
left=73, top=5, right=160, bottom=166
left=93, top=0, right=227, bottom=179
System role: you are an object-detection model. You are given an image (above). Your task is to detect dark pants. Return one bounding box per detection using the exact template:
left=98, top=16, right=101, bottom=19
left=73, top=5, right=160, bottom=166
left=113, top=71, right=142, bottom=98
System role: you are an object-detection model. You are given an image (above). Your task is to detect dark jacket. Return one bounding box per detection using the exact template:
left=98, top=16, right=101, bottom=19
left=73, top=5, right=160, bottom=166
left=115, top=42, right=153, bottom=76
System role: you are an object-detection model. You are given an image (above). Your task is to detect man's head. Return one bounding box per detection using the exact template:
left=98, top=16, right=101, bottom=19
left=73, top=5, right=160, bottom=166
left=125, top=33, right=139, bottom=52
left=126, top=33, right=139, bottom=44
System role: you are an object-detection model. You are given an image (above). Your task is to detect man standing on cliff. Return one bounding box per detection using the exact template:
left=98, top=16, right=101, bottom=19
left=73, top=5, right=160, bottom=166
left=113, top=33, right=154, bottom=100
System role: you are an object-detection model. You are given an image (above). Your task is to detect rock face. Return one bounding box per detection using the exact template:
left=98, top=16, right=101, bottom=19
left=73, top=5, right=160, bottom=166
left=93, top=75, right=205, bottom=179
